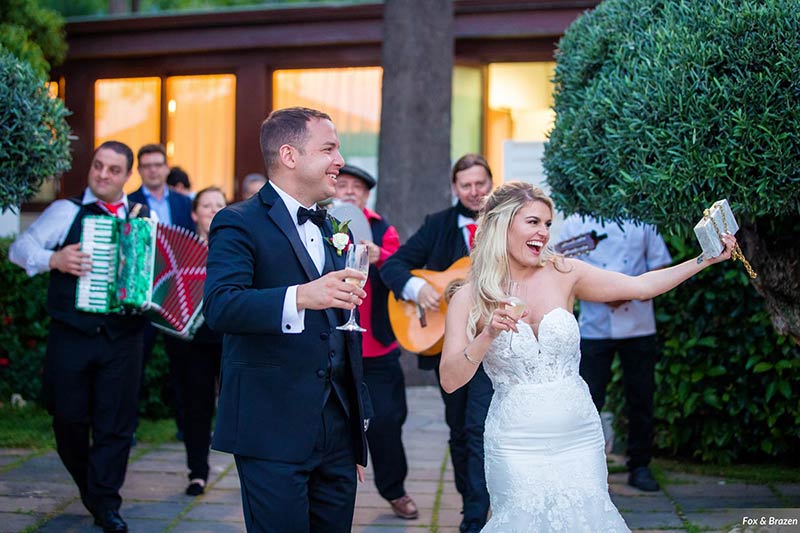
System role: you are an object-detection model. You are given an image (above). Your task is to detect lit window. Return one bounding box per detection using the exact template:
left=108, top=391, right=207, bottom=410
left=486, top=62, right=556, bottom=183
left=94, top=77, right=161, bottom=193
left=166, top=75, right=236, bottom=199
left=274, top=67, right=383, bottom=199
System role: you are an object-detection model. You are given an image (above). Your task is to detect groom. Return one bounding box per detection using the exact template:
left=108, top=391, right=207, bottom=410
left=204, top=107, right=371, bottom=532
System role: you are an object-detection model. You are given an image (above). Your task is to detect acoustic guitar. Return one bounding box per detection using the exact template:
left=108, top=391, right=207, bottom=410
left=387, top=231, right=607, bottom=356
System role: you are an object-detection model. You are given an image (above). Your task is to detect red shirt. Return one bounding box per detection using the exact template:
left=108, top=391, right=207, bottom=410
left=359, top=207, right=401, bottom=357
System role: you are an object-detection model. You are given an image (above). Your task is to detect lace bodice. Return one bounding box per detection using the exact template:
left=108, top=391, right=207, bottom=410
left=483, top=307, right=581, bottom=388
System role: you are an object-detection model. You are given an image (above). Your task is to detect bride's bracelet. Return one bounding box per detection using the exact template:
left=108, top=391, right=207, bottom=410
left=463, top=347, right=481, bottom=366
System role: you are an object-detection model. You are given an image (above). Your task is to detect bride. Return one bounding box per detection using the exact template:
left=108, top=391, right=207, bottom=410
left=440, top=182, right=735, bottom=532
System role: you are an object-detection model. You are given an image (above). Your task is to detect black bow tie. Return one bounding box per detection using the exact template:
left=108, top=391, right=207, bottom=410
left=297, top=206, right=327, bottom=227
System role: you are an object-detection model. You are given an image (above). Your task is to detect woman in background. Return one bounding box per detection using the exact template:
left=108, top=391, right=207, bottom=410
left=165, top=186, right=227, bottom=496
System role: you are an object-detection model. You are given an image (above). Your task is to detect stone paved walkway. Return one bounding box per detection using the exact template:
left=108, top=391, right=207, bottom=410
left=1, top=386, right=798, bottom=532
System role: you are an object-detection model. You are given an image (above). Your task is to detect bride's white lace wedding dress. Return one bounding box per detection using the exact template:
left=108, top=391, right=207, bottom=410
left=480, top=307, right=629, bottom=532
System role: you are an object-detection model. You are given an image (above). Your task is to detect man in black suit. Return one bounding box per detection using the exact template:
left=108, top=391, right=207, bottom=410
left=380, top=154, right=494, bottom=533
left=204, top=107, right=372, bottom=532
left=9, top=141, right=150, bottom=532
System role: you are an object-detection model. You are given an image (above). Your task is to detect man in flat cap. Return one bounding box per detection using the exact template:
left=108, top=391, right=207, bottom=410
left=333, top=165, right=419, bottom=520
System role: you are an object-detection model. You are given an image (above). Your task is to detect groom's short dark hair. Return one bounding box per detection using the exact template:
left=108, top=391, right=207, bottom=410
left=260, top=107, right=332, bottom=175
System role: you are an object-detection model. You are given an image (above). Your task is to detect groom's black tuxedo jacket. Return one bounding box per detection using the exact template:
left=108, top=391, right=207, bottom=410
left=204, top=184, right=369, bottom=465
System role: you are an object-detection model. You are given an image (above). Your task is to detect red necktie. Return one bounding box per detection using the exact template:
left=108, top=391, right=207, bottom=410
left=99, top=201, right=124, bottom=216
left=466, top=223, right=477, bottom=250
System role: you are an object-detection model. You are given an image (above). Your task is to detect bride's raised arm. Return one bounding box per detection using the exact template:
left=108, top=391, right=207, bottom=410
left=571, top=233, right=736, bottom=304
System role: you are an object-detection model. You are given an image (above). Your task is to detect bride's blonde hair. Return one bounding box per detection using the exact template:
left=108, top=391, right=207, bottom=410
left=466, top=182, right=559, bottom=340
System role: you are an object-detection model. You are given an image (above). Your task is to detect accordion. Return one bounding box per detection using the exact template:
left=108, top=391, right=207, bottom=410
left=76, top=215, right=208, bottom=339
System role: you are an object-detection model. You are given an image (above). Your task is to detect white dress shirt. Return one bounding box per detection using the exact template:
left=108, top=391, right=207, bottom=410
left=9, top=188, right=129, bottom=277
left=559, top=215, right=673, bottom=339
left=269, top=182, right=326, bottom=334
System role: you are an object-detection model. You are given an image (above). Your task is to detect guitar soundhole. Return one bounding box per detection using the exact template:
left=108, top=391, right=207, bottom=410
left=444, top=279, right=465, bottom=304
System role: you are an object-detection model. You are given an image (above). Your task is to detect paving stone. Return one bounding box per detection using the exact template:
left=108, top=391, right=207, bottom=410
left=128, top=458, right=188, bottom=473
left=212, top=475, right=242, bottom=490
left=36, top=513, right=95, bottom=532
left=355, top=491, right=436, bottom=510
left=0, top=453, right=69, bottom=482
left=352, top=526, right=430, bottom=532
left=436, top=507, right=466, bottom=528
left=684, top=509, right=750, bottom=530
left=0, top=495, right=61, bottom=513
left=0, top=511, right=40, bottom=533
left=184, top=502, right=245, bottom=522
left=668, top=481, right=774, bottom=499
left=611, top=494, right=675, bottom=512
left=353, top=505, right=433, bottom=526
left=200, top=488, right=243, bottom=505
left=0, top=480, right=77, bottom=499
left=171, top=521, right=247, bottom=532
left=123, top=517, right=174, bottom=532
left=621, top=510, right=683, bottom=529
left=675, top=495, right=784, bottom=512
left=120, top=500, right=186, bottom=520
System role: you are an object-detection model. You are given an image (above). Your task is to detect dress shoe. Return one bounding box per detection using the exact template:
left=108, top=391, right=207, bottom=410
left=93, top=508, right=128, bottom=532
left=628, top=466, right=660, bottom=492
left=389, top=494, right=418, bottom=519
left=459, top=520, right=483, bottom=533
left=185, top=479, right=206, bottom=496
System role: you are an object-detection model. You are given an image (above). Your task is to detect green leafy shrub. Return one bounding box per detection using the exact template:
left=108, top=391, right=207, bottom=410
left=0, top=0, right=67, bottom=79
left=0, top=237, right=172, bottom=417
left=0, top=237, right=49, bottom=403
left=0, top=48, right=71, bottom=211
left=604, top=233, right=800, bottom=464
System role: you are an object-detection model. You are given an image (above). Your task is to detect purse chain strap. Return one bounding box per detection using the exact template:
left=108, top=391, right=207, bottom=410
left=703, top=208, right=758, bottom=279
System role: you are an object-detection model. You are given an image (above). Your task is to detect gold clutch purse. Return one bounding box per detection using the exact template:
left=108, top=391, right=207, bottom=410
left=693, top=199, right=757, bottom=278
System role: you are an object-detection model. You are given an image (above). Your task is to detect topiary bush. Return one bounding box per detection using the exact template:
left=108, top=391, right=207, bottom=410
left=0, top=48, right=71, bottom=211
left=544, top=0, right=800, bottom=342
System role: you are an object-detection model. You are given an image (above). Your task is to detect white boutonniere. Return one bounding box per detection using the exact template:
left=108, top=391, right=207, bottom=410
left=327, top=218, right=351, bottom=256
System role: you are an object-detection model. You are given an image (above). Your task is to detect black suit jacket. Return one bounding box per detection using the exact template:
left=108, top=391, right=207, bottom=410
left=128, top=186, right=195, bottom=232
left=380, top=205, right=468, bottom=299
left=203, top=184, right=369, bottom=465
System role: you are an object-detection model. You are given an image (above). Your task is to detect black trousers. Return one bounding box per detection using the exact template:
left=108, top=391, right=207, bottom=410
left=142, top=324, right=185, bottom=434
left=363, top=349, right=408, bottom=501
left=235, top=396, right=356, bottom=533
left=579, top=335, right=658, bottom=470
left=165, top=336, right=221, bottom=482
left=434, top=362, right=493, bottom=529
left=43, top=320, right=142, bottom=513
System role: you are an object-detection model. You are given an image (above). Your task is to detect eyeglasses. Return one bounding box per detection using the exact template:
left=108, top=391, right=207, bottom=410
left=139, top=162, right=166, bottom=170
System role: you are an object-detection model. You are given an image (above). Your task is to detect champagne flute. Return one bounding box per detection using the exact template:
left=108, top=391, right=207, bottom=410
left=505, top=280, right=527, bottom=347
left=337, top=244, right=369, bottom=332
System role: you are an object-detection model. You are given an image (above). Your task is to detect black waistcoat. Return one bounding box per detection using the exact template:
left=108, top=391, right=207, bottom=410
left=46, top=198, right=146, bottom=339
left=321, top=238, right=352, bottom=416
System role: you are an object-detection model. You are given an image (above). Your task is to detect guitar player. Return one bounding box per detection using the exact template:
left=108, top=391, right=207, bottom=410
left=380, top=153, right=494, bottom=533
